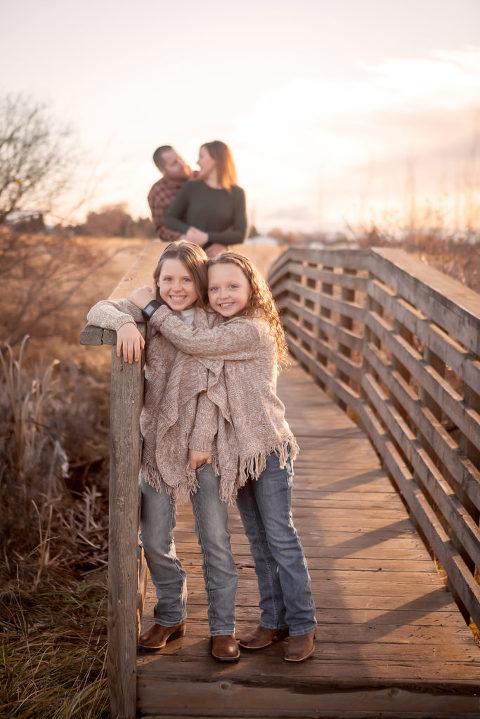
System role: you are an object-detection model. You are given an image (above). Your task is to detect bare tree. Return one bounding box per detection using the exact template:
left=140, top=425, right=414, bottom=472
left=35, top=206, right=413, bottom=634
left=0, top=93, right=78, bottom=224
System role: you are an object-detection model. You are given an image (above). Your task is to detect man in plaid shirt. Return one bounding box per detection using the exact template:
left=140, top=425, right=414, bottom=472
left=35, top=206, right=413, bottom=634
left=148, top=146, right=192, bottom=242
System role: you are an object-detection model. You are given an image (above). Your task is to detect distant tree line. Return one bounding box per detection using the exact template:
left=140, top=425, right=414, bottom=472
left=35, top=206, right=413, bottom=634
left=267, top=227, right=299, bottom=244
left=70, top=203, right=156, bottom=238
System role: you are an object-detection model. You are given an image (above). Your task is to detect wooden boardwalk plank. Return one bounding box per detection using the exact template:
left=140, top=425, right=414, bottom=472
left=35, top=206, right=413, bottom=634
left=137, top=362, right=480, bottom=717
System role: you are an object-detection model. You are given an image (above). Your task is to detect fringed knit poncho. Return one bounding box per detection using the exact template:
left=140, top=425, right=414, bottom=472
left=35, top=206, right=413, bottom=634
left=86, top=300, right=299, bottom=503
left=148, top=305, right=299, bottom=486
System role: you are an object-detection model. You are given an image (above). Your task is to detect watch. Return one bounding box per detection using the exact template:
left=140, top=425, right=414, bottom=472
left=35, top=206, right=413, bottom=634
left=141, top=300, right=161, bottom=320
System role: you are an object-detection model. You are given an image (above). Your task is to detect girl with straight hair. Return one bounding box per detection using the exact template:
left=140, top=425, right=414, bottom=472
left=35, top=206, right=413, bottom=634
left=87, top=241, right=240, bottom=662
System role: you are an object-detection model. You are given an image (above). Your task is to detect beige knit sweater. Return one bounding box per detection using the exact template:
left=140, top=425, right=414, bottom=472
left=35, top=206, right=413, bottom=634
left=86, top=299, right=237, bottom=503
left=149, top=305, right=299, bottom=485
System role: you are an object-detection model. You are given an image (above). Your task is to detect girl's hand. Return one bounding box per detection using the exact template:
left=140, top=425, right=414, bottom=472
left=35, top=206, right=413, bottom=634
left=186, top=227, right=208, bottom=246
left=128, top=285, right=156, bottom=309
left=116, top=322, right=145, bottom=364
left=188, top=449, right=211, bottom=470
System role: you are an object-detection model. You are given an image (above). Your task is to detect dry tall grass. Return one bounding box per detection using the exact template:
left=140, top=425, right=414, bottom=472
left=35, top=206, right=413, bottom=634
left=2, top=580, right=108, bottom=718
left=0, top=234, right=144, bottom=718
left=0, top=335, right=112, bottom=717
left=354, top=226, right=480, bottom=292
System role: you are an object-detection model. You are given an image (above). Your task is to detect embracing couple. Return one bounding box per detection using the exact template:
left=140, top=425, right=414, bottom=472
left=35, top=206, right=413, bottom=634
left=148, top=141, right=247, bottom=258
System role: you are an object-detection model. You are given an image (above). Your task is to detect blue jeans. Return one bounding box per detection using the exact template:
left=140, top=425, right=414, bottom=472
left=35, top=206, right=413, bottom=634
left=140, top=464, right=238, bottom=635
left=236, top=453, right=317, bottom=636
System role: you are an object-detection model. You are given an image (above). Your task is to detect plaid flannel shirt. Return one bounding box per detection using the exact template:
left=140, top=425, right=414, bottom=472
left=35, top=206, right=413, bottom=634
left=148, top=176, right=186, bottom=242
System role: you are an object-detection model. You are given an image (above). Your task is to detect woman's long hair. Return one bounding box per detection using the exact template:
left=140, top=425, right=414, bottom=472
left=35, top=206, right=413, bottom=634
left=207, top=252, right=289, bottom=368
left=202, top=140, right=237, bottom=191
left=153, top=241, right=208, bottom=306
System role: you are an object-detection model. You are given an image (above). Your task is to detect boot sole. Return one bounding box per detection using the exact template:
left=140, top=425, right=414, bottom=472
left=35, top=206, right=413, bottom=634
left=283, top=645, right=315, bottom=662
left=211, top=650, right=241, bottom=662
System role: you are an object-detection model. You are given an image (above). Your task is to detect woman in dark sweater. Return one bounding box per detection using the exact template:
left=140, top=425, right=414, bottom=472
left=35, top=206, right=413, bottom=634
left=164, top=141, right=247, bottom=256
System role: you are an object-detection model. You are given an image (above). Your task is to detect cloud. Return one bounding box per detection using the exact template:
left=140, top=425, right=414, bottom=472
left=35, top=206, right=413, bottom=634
left=232, top=47, right=480, bottom=229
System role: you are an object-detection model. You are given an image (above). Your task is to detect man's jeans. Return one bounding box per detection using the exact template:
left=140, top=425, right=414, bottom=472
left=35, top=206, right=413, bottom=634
left=236, top=452, right=317, bottom=636
left=140, top=464, right=238, bottom=635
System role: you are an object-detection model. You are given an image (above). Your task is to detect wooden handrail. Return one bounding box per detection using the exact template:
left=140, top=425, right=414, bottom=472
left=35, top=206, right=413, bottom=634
left=268, top=246, right=480, bottom=628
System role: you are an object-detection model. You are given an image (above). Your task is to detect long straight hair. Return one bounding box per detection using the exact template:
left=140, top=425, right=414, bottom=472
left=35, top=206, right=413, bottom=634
left=153, top=241, right=208, bottom=306
left=201, top=140, right=237, bottom=191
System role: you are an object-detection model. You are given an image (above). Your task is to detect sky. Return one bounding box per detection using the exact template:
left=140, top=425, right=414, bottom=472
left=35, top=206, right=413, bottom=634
left=1, top=0, right=479, bottom=233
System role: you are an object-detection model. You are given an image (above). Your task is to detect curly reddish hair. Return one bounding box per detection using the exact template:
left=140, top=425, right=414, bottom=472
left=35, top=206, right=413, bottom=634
left=207, top=252, right=289, bottom=368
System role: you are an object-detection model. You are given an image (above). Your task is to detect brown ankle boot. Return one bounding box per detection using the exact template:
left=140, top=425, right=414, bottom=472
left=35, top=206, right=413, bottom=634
left=239, top=625, right=289, bottom=649
left=138, top=622, right=186, bottom=651
left=284, top=630, right=316, bottom=662
left=211, top=634, right=240, bottom=662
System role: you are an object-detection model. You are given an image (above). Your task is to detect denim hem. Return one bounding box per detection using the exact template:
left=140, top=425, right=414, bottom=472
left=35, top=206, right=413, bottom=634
left=260, top=623, right=289, bottom=630
left=287, top=623, right=317, bottom=637
left=153, top=617, right=187, bottom=627
left=209, top=628, right=236, bottom=636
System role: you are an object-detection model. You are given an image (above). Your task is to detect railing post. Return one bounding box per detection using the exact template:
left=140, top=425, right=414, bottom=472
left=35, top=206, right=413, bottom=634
left=108, top=342, right=144, bottom=719
left=317, top=264, right=334, bottom=390
left=336, top=267, right=356, bottom=410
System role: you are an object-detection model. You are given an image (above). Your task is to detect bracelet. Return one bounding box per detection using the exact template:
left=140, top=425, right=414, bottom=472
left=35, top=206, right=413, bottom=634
left=141, top=300, right=160, bottom=320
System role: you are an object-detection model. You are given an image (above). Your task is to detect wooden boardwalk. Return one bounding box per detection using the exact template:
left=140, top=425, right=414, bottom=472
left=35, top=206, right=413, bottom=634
left=137, top=362, right=480, bottom=718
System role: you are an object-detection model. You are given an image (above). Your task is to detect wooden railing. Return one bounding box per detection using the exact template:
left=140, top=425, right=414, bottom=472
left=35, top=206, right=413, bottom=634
left=81, top=242, right=480, bottom=718
left=268, top=246, right=480, bottom=629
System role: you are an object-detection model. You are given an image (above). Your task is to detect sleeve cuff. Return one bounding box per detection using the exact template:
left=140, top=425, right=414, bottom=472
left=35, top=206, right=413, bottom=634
left=188, top=437, right=214, bottom=452
left=189, top=426, right=216, bottom=452
left=111, top=315, right=139, bottom=331
left=149, top=304, right=172, bottom=327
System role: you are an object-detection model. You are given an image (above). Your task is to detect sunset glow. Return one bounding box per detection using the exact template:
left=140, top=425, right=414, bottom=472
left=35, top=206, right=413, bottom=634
left=2, top=0, right=479, bottom=232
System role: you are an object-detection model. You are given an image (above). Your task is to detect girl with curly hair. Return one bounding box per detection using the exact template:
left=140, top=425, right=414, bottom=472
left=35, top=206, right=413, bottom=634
left=128, top=252, right=317, bottom=663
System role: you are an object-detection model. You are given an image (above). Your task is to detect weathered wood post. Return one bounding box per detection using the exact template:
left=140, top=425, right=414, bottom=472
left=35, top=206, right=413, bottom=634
left=108, top=339, right=144, bottom=718
left=80, top=324, right=144, bottom=719
left=80, top=241, right=164, bottom=719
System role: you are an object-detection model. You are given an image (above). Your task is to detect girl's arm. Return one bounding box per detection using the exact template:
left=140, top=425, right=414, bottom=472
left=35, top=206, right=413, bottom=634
left=87, top=298, right=146, bottom=364
left=149, top=305, right=265, bottom=360
left=188, top=391, right=217, bottom=468
left=87, top=298, right=145, bottom=331
left=190, top=392, right=217, bottom=453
